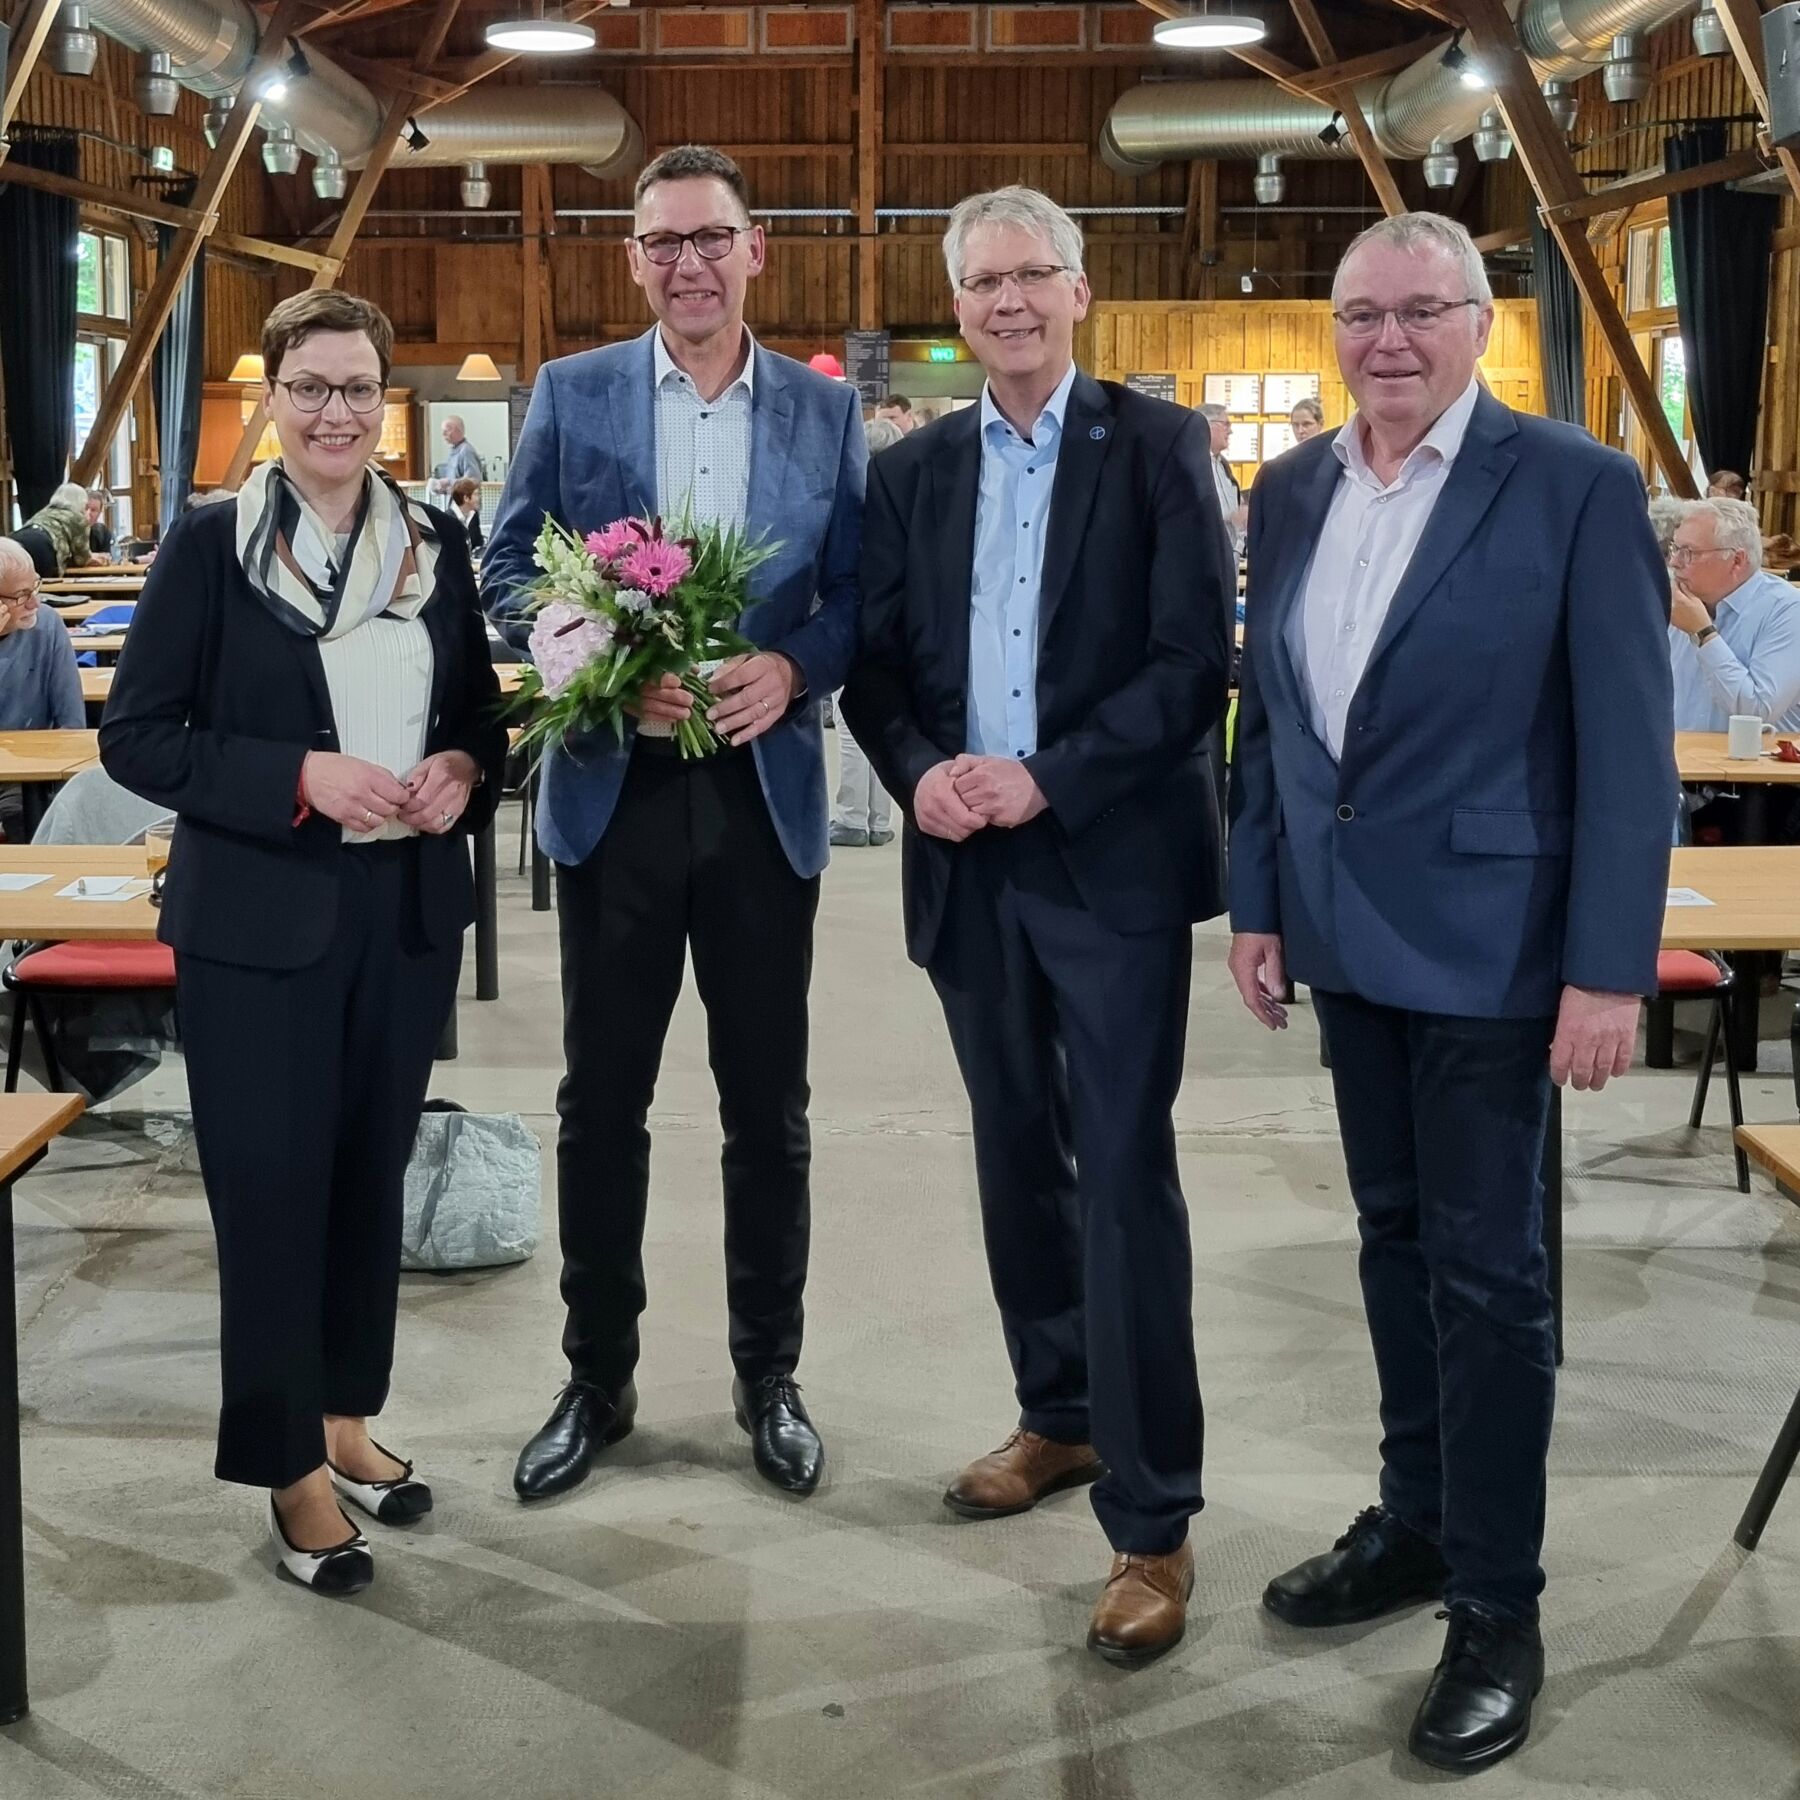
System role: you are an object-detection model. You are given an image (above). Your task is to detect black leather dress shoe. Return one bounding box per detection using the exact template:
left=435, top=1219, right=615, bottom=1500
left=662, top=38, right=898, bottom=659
left=733, top=1374, right=824, bottom=1497
left=1409, top=1604, right=1544, bottom=1772
left=513, top=1379, right=637, bottom=1501
left=1263, top=1505, right=1448, bottom=1627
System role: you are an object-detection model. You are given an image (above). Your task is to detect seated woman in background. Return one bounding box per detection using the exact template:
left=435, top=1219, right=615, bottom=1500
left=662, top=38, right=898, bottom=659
left=14, top=481, right=96, bottom=579
left=100, top=288, right=507, bottom=1598
left=1289, top=396, right=1325, bottom=443
left=448, top=477, right=484, bottom=555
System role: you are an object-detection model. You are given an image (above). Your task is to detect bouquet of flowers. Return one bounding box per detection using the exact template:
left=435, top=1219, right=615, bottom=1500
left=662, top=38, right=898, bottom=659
left=507, top=513, right=777, bottom=759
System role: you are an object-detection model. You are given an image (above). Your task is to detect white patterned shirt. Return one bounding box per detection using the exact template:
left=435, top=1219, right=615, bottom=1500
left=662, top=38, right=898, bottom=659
left=653, top=327, right=755, bottom=530
left=1287, top=377, right=1480, bottom=759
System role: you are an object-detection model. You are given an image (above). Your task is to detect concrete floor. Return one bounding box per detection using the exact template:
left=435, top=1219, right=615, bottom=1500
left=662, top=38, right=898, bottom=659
left=4, top=791, right=1800, bottom=1798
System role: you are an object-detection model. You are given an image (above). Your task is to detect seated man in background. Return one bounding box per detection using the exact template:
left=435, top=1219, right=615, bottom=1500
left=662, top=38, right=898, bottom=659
left=86, top=490, right=114, bottom=559
left=14, top=482, right=95, bottom=579
left=0, top=539, right=87, bottom=837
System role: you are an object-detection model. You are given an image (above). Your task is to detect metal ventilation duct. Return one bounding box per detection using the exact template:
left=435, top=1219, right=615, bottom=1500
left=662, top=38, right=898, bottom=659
left=80, top=0, right=641, bottom=178
left=1101, top=0, right=1693, bottom=172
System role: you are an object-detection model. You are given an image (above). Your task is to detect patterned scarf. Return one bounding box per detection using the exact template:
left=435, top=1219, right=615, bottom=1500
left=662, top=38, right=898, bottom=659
left=235, top=459, right=440, bottom=640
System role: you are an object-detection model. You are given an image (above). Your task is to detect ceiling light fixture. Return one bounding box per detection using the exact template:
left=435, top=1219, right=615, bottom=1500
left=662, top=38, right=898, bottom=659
left=483, top=4, right=598, bottom=53
left=1317, top=111, right=1346, bottom=147
left=1440, top=31, right=1490, bottom=90
left=1151, top=3, right=1267, bottom=50
left=457, top=353, right=504, bottom=382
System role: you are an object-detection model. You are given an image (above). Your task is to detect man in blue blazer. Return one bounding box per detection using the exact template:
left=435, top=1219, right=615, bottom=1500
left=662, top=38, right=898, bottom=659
left=482, top=145, right=865, bottom=1503
left=1228, top=214, right=1673, bottom=1772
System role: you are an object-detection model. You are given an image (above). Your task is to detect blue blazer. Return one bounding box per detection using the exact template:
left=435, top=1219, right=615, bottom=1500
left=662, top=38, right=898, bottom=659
left=1228, top=391, right=1675, bottom=1018
left=481, top=329, right=867, bottom=877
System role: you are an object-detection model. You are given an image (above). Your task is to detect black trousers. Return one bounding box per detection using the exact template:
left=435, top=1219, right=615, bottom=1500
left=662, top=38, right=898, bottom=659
left=1312, top=989, right=1557, bottom=1621
left=927, top=823, right=1201, bottom=1555
left=555, top=741, right=818, bottom=1390
left=177, top=841, right=461, bottom=1489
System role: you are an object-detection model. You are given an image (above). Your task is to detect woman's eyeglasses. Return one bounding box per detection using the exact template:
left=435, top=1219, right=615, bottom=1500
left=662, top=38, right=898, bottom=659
left=956, top=264, right=1071, bottom=299
left=632, top=227, right=749, bottom=265
left=271, top=377, right=388, bottom=415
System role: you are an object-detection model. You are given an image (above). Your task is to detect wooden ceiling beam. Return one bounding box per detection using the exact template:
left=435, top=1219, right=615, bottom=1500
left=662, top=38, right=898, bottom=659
left=1282, top=33, right=1451, bottom=98
left=1460, top=0, right=1697, bottom=496
left=325, top=46, right=465, bottom=103
left=1289, top=0, right=1407, bottom=217
left=1543, top=146, right=1770, bottom=224
left=855, top=0, right=882, bottom=331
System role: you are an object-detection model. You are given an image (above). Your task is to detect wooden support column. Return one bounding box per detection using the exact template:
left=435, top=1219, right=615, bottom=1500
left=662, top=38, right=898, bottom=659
left=521, top=164, right=546, bottom=385
left=218, top=0, right=466, bottom=490
left=1289, top=0, right=1406, bottom=217
left=0, top=0, right=65, bottom=156
left=1461, top=0, right=1697, bottom=496
left=71, top=0, right=310, bottom=485
left=1179, top=159, right=1217, bottom=297
left=1710, top=0, right=1800, bottom=208
left=855, top=0, right=882, bottom=330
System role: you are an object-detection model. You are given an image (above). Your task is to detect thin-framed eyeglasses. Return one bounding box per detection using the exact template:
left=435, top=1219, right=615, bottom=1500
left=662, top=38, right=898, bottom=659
left=1331, top=299, right=1481, bottom=339
left=632, top=226, right=750, bottom=265
left=1669, top=544, right=1736, bottom=566
left=957, top=264, right=1072, bottom=299
left=270, top=376, right=388, bottom=415
left=0, top=581, right=41, bottom=609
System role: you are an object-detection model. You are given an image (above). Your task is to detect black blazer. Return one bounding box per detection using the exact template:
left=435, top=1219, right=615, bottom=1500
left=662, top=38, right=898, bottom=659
left=842, top=373, right=1233, bottom=966
left=99, top=503, right=508, bottom=973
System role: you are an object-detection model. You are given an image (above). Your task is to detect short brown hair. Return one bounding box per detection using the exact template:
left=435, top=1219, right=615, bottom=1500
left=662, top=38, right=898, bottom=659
left=633, top=144, right=750, bottom=224
left=449, top=478, right=480, bottom=507
left=877, top=395, right=913, bottom=414
left=261, top=290, right=395, bottom=384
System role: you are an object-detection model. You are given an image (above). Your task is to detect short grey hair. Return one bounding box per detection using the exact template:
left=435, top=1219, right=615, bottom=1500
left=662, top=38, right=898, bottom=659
left=1198, top=402, right=1229, bottom=425
left=1647, top=495, right=1687, bottom=559
left=1682, top=496, right=1764, bottom=565
left=0, top=539, right=33, bottom=581
left=942, top=185, right=1084, bottom=290
left=49, top=481, right=89, bottom=513
left=863, top=416, right=904, bottom=454
left=1333, top=210, right=1493, bottom=307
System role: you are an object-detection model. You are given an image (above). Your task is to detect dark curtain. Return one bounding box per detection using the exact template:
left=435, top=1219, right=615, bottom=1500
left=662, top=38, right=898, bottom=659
left=1528, top=212, right=1586, bottom=427
left=0, top=130, right=80, bottom=518
left=152, top=182, right=206, bottom=530
left=1666, top=124, right=1779, bottom=480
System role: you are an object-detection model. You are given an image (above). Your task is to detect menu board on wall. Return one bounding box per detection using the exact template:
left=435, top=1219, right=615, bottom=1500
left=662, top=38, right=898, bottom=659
left=1263, top=372, right=1323, bottom=413
left=844, top=330, right=892, bottom=405
left=1226, top=422, right=1261, bottom=464
left=1125, top=372, right=1178, bottom=402
left=1261, top=422, right=1298, bottom=461
left=1203, top=373, right=1263, bottom=416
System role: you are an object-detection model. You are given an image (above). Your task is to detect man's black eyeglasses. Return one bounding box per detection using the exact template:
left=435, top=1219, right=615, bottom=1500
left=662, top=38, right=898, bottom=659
left=632, top=226, right=751, bottom=265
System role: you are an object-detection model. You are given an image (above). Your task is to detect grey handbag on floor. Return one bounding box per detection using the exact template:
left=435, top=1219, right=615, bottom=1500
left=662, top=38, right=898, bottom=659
left=403, top=1102, right=541, bottom=1270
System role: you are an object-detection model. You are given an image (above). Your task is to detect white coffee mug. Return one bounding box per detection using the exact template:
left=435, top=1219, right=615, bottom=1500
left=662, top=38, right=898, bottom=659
left=1726, top=714, right=1777, bottom=759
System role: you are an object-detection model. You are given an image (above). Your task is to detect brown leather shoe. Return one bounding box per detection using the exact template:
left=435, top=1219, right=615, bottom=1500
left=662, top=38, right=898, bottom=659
left=943, top=1427, right=1105, bottom=1520
left=1087, top=1542, right=1195, bottom=1667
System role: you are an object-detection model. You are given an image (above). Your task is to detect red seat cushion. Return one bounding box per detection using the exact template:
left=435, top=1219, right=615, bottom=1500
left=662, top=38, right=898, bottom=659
left=1657, top=950, right=1726, bottom=993
left=10, top=941, right=176, bottom=989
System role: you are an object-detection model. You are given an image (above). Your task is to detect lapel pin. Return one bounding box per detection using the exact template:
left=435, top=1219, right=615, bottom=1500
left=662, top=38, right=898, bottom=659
left=1090, top=426, right=1107, bottom=441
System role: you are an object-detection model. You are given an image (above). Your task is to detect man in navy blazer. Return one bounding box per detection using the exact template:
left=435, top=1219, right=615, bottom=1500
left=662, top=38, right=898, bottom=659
left=845, top=187, right=1232, bottom=1666
left=1228, top=213, right=1673, bottom=1772
left=483, top=146, right=865, bottom=1504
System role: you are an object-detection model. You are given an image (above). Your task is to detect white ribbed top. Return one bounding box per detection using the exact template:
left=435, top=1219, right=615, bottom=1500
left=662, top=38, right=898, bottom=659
left=319, top=615, right=434, bottom=843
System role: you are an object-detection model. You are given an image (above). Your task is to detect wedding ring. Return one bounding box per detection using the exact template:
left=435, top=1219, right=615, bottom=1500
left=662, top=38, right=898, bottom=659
left=362, top=809, right=374, bottom=825
left=441, top=810, right=452, bottom=827
left=758, top=699, right=769, bottom=717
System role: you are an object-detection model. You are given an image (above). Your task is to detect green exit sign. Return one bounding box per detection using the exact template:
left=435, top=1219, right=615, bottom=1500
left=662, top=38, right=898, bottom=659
left=927, top=345, right=958, bottom=363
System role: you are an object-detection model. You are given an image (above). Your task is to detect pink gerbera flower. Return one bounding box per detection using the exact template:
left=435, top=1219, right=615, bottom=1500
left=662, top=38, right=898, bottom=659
left=620, top=537, right=692, bottom=596
left=584, top=519, right=639, bottom=565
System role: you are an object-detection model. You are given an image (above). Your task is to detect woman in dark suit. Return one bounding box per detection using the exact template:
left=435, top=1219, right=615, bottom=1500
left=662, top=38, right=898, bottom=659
left=100, top=290, right=507, bottom=1596
left=448, top=477, right=484, bottom=555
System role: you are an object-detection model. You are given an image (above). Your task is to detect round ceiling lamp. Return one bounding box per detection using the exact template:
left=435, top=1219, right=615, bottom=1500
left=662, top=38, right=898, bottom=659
left=483, top=7, right=597, bottom=52
left=1151, top=6, right=1267, bottom=50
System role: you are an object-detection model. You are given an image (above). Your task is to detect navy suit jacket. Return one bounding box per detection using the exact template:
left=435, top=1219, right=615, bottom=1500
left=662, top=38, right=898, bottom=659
left=843, top=373, right=1233, bottom=966
left=481, top=329, right=866, bottom=877
left=1228, top=392, right=1674, bottom=1018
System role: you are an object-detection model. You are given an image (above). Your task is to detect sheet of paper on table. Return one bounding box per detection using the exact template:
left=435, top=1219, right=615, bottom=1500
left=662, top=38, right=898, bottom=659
left=1666, top=887, right=1715, bottom=907
left=0, top=874, right=49, bottom=892
left=56, top=877, right=152, bottom=901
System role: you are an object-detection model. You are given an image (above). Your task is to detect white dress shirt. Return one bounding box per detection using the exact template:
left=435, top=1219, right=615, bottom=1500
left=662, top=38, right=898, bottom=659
left=653, top=327, right=754, bottom=531
left=1211, top=453, right=1242, bottom=556
left=320, top=615, right=434, bottom=843
left=1288, top=378, right=1481, bottom=759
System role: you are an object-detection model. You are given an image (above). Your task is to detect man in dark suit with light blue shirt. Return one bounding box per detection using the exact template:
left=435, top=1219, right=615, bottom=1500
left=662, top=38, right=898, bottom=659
left=1228, top=213, right=1674, bottom=1771
left=844, top=186, right=1232, bottom=1666
left=483, top=145, right=865, bottom=1503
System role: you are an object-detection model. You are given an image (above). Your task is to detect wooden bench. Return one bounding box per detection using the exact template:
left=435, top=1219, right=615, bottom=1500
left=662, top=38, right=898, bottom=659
left=0, top=1092, right=85, bottom=1723
left=1735, top=1124, right=1800, bottom=1203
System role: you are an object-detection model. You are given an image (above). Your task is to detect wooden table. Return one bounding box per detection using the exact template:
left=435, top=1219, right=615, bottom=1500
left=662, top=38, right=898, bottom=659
left=66, top=634, right=126, bottom=661
left=0, top=732, right=101, bottom=836
left=79, top=668, right=111, bottom=708
left=0, top=847, right=156, bottom=942
left=0, top=1091, right=85, bottom=1723
left=48, top=599, right=137, bottom=627
left=42, top=575, right=145, bottom=597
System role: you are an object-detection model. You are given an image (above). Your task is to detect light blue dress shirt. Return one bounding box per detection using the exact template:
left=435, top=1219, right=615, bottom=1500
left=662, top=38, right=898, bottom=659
left=966, top=362, right=1078, bottom=760
left=1668, top=567, right=1800, bottom=732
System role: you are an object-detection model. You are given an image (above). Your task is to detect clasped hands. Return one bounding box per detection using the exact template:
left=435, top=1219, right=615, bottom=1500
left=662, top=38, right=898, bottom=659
left=914, top=755, right=1047, bottom=841
left=301, top=749, right=480, bottom=835
left=629, top=652, right=798, bottom=747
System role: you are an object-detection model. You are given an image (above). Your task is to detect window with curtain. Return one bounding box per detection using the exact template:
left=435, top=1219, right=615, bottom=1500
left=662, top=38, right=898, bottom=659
left=71, top=227, right=135, bottom=538
left=1620, top=218, right=1697, bottom=486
